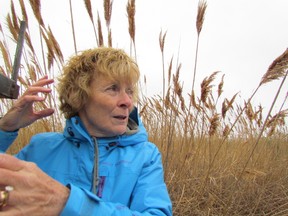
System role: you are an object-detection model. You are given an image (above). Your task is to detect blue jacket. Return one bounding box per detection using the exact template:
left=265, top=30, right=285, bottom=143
left=0, top=115, right=172, bottom=215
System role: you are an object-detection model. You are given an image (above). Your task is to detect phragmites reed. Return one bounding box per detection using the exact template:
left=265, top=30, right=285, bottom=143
left=103, top=0, right=113, bottom=47
left=159, top=30, right=167, bottom=103
left=127, top=0, right=136, bottom=45
left=191, top=0, right=207, bottom=94
left=84, top=0, right=93, bottom=22
left=47, top=27, right=63, bottom=63
left=83, top=0, right=99, bottom=46
left=168, top=57, right=173, bottom=86
left=10, top=1, right=19, bottom=33
left=69, top=0, right=77, bottom=54
left=159, top=29, right=167, bottom=53
left=19, top=0, right=28, bottom=25
left=209, top=113, right=220, bottom=136
left=196, top=0, right=207, bottom=35
left=0, top=41, right=12, bottom=73
left=104, top=0, right=113, bottom=28
left=97, top=12, right=104, bottom=47
left=217, top=74, right=224, bottom=98
left=260, top=48, right=288, bottom=85
left=200, top=71, right=219, bottom=104
left=40, top=28, right=54, bottom=70
left=29, top=0, right=44, bottom=26
left=6, top=14, right=18, bottom=41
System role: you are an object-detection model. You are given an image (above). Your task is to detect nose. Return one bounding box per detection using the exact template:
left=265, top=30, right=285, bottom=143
left=118, top=90, right=133, bottom=109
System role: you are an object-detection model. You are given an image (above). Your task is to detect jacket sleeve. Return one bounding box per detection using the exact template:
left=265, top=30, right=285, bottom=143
left=61, top=146, right=172, bottom=216
left=0, top=129, right=18, bottom=152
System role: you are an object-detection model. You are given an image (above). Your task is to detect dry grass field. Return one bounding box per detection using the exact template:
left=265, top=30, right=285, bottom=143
left=1, top=1, right=288, bottom=215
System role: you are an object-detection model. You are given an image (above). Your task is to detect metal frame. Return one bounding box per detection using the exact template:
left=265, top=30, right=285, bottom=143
left=0, top=21, right=26, bottom=99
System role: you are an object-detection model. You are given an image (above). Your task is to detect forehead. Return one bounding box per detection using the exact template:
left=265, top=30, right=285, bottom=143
left=92, top=74, right=134, bottom=87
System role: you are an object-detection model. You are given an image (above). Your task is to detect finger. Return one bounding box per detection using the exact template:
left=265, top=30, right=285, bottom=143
left=34, top=108, right=55, bottom=119
left=23, top=86, right=53, bottom=97
left=0, top=154, right=23, bottom=171
left=31, top=77, right=54, bottom=88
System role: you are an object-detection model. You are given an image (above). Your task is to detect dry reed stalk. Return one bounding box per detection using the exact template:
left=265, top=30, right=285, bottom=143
left=127, top=0, right=136, bottom=44
left=40, top=28, right=55, bottom=70
left=159, top=30, right=167, bottom=53
left=190, top=0, right=207, bottom=93
left=189, top=90, right=200, bottom=111
left=47, top=27, right=64, bottom=65
left=108, top=29, right=112, bottom=47
left=221, top=99, right=228, bottom=119
left=69, top=0, right=77, bottom=54
left=6, top=14, right=18, bottom=41
left=104, top=0, right=113, bottom=28
left=27, top=64, right=37, bottom=82
left=217, top=74, right=224, bottom=99
left=29, top=0, right=44, bottom=26
left=173, top=64, right=186, bottom=112
left=97, top=13, right=104, bottom=46
left=245, top=101, right=255, bottom=122
left=19, top=0, right=28, bottom=25
left=208, top=113, right=220, bottom=136
left=84, top=0, right=93, bottom=23
left=200, top=71, right=219, bottom=104
left=0, top=41, right=12, bottom=73
left=83, top=0, right=99, bottom=46
left=196, top=0, right=207, bottom=35
left=126, top=0, right=137, bottom=61
left=24, top=31, right=35, bottom=54
left=159, top=30, right=167, bottom=104
left=261, top=48, right=288, bottom=85
left=10, top=1, right=19, bottom=33
left=168, top=57, right=173, bottom=86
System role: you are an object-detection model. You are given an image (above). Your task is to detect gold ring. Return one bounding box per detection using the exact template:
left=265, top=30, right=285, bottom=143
left=0, top=186, right=13, bottom=208
left=0, top=190, right=9, bottom=208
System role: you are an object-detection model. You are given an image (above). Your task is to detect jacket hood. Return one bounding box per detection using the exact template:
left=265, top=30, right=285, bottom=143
left=63, top=108, right=148, bottom=147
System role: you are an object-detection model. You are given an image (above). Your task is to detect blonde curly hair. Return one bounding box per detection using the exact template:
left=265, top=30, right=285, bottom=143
left=58, top=47, right=140, bottom=119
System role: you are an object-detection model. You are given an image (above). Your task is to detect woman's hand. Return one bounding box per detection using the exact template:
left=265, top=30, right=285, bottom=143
left=0, top=76, right=55, bottom=132
left=0, top=154, right=70, bottom=215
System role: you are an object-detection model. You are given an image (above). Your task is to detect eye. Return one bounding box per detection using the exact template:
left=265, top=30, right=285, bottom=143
left=126, top=88, right=134, bottom=96
left=107, top=84, right=118, bottom=92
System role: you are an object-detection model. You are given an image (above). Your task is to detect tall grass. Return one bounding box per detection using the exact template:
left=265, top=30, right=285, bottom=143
left=1, top=1, right=288, bottom=215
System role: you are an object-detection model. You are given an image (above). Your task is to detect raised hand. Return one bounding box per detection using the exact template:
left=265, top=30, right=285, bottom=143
left=0, top=76, right=55, bottom=132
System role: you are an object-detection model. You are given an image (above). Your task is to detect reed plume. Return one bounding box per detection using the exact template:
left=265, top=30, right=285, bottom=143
left=200, top=71, right=219, bottom=104
left=191, top=0, right=207, bottom=93
left=104, top=0, right=113, bottom=28
left=84, top=0, right=99, bottom=46
left=127, top=0, right=136, bottom=45
left=209, top=113, right=220, bottom=136
left=261, top=48, right=288, bottom=85
left=159, top=30, right=167, bottom=103
left=127, top=0, right=137, bottom=59
left=97, top=12, right=104, bottom=46
left=10, top=1, right=19, bottom=33
left=69, top=0, right=77, bottom=53
left=104, top=0, right=113, bottom=47
left=29, top=0, right=44, bottom=26
left=196, top=0, right=207, bottom=35
left=19, top=0, right=28, bottom=25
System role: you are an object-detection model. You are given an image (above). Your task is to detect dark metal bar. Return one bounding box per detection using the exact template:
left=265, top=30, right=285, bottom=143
left=0, top=20, right=26, bottom=99
left=11, top=21, right=26, bottom=81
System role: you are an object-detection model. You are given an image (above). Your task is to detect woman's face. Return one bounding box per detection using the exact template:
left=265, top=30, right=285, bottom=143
left=78, top=75, right=135, bottom=137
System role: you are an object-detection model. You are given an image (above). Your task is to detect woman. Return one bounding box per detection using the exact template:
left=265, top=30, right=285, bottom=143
left=0, top=47, right=172, bottom=215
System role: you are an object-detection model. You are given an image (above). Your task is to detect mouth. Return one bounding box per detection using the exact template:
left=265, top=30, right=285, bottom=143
left=113, top=115, right=127, bottom=120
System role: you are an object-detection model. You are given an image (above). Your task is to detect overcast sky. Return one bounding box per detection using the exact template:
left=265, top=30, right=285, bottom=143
left=1, top=0, right=288, bottom=115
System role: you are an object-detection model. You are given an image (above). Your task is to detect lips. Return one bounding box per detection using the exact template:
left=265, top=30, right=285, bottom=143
left=114, top=115, right=127, bottom=120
